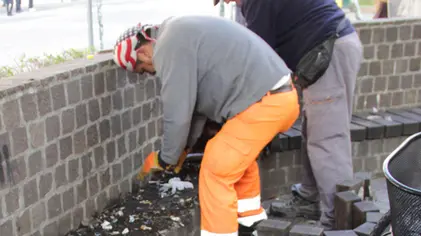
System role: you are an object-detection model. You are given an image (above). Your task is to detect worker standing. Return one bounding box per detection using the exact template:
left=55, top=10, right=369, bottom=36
left=217, top=0, right=363, bottom=230
left=113, top=16, right=300, bottom=235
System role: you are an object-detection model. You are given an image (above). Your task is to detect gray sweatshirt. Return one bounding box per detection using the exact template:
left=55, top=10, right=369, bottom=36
left=153, top=15, right=291, bottom=165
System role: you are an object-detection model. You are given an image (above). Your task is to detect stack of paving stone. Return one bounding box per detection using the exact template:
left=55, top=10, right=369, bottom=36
left=257, top=172, right=387, bottom=236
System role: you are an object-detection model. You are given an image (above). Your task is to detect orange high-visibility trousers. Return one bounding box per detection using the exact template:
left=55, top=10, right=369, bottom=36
left=199, top=84, right=300, bottom=235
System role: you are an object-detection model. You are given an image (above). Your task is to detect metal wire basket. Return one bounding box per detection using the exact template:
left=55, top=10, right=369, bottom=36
left=383, top=133, right=421, bottom=236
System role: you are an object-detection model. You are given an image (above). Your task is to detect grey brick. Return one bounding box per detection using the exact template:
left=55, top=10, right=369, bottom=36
left=45, top=143, right=58, bottom=167
left=358, top=29, right=371, bottom=44
left=76, top=180, right=88, bottom=204
left=84, top=198, right=95, bottom=219
left=374, top=77, right=386, bottom=92
left=401, top=75, right=413, bottom=89
left=386, top=27, right=398, bottom=42
left=419, top=42, right=421, bottom=56
left=101, top=95, right=112, bottom=117
left=135, top=83, right=146, bottom=103
left=127, top=71, right=139, bottom=84
left=410, top=58, right=421, bottom=72
left=68, top=158, right=80, bottom=183
left=395, top=59, right=408, bottom=73
left=12, top=127, right=28, bottom=156
left=122, top=110, right=132, bottom=131
left=404, top=42, right=416, bottom=57
left=381, top=60, right=394, bottom=75
left=94, top=146, right=104, bottom=168
left=122, top=155, right=132, bottom=176
left=151, top=99, right=160, bottom=117
left=2, top=99, right=21, bottom=130
left=112, top=90, right=123, bottom=110
left=60, top=135, right=73, bottom=159
left=413, top=24, right=421, bottom=39
left=132, top=106, right=142, bottom=126
left=153, top=138, right=161, bottom=151
left=81, top=75, right=93, bottom=99
left=155, top=78, right=162, bottom=95
left=99, top=168, right=111, bottom=190
left=47, top=193, right=62, bottom=219
left=95, top=191, right=108, bottom=213
left=112, top=163, right=122, bottom=183
left=124, top=87, right=135, bottom=108
left=99, top=119, right=111, bottom=142
left=42, top=221, right=58, bottom=235
left=29, top=121, right=45, bottom=148
left=387, top=76, right=400, bottom=90
left=28, top=150, right=43, bottom=177
left=86, top=124, right=99, bottom=148
left=5, top=187, right=20, bottom=214
left=119, top=178, right=130, bottom=193
left=353, top=222, right=376, bottom=236
left=117, top=68, right=127, bottom=88
left=106, top=140, right=116, bottom=163
left=31, top=202, right=46, bottom=230
left=368, top=62, right=381, bottom=76
left=399, top=25, right=411, bottom=40
left=51, top=84, right=67, bottom=110
left=108, top=184, right=119, bottom=200
left=81, top=153, right=93, bottom=177
left=75, top=103, right=88, bottom=128
left=73, top=129, right=86, bottom=155
left=364, top=157, right=378, bottom=172
left=94, top=72, right=105, bottom=96
left=88, top=174, right=99, bottom=196
left=105, top=69, right=117, bottom=92
left=39, top=172, right=53, bottom=198
left=67, top=80, right=81, bottom=105
left=20, top=93, right=38, bottom=122
left=46, top=115, right=60, bottom=142
left=8, top=153, right=26, bottom=184
left=376, top=44, right=389, bottom=60
left=352, top=201, right=380, bottom=228
left=147, top=121, right=156, bottom=139
left=111, top=114, right=122, bottom=136
left=36, top=89, right=52, bottom=116
left=16, top=208, right=31, bottom=235
left=61, top=108, right=75, bottom=135
left=117, top=135, right=127, bottom=157
left=157, top=118, right=163, bottom=136
left=372, top=28, right=385, bottom=43
left=414, top=74, right=421, bottom=88
left=72, top=207, right=84, bottom=229
left=62, top=187, right=75, bottom=212
left=128, top=130, right=137, bottom=152
left=58, top=212, right=72, bottom=235
left=404, top=89, right=417, bottom=104
left=0, top=218, right=15, bottom=236
left=55, top=163, right=67, bottom=188
left=88, top=99, right=100, bottom=122
left=138, top=126, right=146, bottom=146
left=363, top=45, right=374, bottom=59
left=289, top=224, right=323, bottom=236
left=23, top=178, right=38, bottom=207
left=142, top=102, right=151, bottom=121
left=391, top=44, right=403, bottom=58
left=360, top=78, right=373, bottom=93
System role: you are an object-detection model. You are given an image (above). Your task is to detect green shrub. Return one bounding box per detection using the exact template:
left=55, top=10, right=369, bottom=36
left=0, top=48, right=95, bottom=79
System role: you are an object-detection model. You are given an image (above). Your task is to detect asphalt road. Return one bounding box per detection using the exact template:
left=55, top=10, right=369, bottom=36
left=0, top=0, right=219, bottom=66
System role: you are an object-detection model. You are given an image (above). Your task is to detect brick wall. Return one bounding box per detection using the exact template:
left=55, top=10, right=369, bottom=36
left=0, top=54, right=163, bottom=236
left=353, top=18, right=421, bottom=112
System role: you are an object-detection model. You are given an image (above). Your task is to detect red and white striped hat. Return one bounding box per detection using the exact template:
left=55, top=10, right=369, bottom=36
left=113, top=23, right=157, bottom=72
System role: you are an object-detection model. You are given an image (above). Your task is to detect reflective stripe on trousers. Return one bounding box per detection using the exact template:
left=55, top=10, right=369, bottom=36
left=199, top=84, right=300, bottom=235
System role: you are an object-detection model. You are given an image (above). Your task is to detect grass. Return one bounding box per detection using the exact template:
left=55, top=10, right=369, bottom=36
left=0, top=48, right=95, bottom=79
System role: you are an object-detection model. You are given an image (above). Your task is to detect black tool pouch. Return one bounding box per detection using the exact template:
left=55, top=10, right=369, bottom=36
left=293, top=18, right=347, bottom=89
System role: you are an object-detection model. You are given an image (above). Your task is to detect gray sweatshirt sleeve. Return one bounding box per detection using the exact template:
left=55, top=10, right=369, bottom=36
left=153, top=41, right=198, bottom=165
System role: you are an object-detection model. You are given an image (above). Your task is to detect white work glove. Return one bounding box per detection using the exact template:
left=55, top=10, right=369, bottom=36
left=159, top=177, right=194, bottom=195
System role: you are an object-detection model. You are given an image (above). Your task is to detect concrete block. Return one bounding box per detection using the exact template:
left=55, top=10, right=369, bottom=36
left=334, top=191, right=362, bottom=230
left=256, top=219, right=291, bottom=236
left=289, top=225, right=324, bottom=236
left=353, top=222, right=376, bottom=236
left=336, top=179, right=364, bottom=193
left=324, top=230, right=358, bottom=236
left=352, top=201, right=380, bottom=228
left=355, top=172, right=372, bottom=200
left=366, top=212, right=383, bottom=224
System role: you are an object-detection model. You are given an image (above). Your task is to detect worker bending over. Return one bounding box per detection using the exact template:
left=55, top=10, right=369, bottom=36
left=113, top=15, right=299, bottom=235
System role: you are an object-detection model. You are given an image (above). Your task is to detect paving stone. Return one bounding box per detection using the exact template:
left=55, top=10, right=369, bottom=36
left=256, top=219, right=291, bottom=236
left=355, top=172, right=372, bottom=200
left=282, top=128, right=301, bottom=150
left=335, top=191, right=362, bottom=230
left=336, top=179, right=363, bottom=193
left=354, top=113, right=402, bottom=138
left=352, top=201, right=380, bottom=228
left=351, top=116, right=384, bottom=140
left=324, top=230, right=358, bottom=236
left=289, top=224, right=324, bottom=236
left=366, top=212, right=383, bottom=224
left=350, top=123, right=366, bottom=141
left=353, top=222, right=376, bottom=236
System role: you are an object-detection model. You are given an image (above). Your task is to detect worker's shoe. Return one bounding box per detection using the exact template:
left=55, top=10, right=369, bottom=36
left=238, top=221, right=262, bottom=236
left=270, top=192, right=321, bottom=220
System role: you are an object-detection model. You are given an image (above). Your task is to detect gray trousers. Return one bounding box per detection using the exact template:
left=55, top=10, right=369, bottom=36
left=294, top=32, right=363, bottom=225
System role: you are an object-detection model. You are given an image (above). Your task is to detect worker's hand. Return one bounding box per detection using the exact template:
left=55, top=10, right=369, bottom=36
left=137, top=149, right=191, bottom=181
